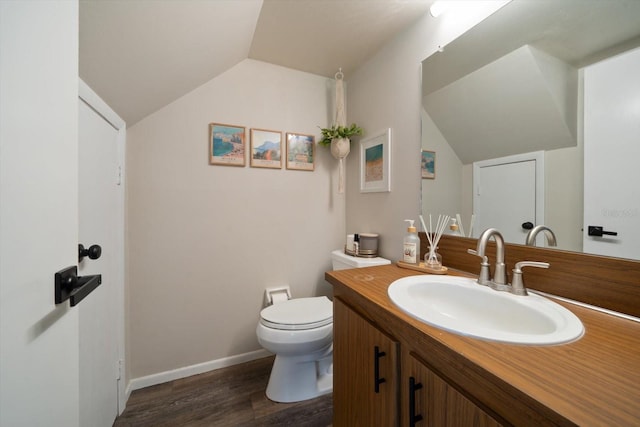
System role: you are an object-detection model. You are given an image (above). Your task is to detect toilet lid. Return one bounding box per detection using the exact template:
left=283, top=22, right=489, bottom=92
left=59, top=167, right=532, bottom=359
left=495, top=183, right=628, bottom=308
left=260, top=296, right=333, bottom=330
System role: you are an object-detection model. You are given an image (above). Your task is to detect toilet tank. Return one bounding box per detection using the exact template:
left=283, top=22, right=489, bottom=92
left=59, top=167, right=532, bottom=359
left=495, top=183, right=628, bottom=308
left=331, top=249, right=391, bottom=270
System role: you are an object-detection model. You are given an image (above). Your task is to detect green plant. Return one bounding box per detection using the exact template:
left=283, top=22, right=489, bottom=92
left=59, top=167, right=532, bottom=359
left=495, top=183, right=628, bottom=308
left=318, top=123, right=363, bottom=146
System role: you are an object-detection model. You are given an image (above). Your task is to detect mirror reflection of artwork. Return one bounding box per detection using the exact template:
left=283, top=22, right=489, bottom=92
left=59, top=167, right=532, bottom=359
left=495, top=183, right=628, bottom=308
left=422, top=150, right=435, bottom=179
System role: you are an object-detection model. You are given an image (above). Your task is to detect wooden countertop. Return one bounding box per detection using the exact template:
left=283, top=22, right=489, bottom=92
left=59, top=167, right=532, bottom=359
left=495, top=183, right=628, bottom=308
left=326, top=264, right=640, bottom=426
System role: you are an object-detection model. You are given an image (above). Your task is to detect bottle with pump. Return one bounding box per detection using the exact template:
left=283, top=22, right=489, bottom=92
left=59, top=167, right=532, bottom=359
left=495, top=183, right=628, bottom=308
left=449, top=218, right=462, bottom=236
left=403, top=219, right=420, bottom=265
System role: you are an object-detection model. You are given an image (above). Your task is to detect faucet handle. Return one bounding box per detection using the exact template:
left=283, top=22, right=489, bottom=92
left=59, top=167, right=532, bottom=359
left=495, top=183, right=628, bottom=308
left=515, top=261, right=550, bottom=269
left=467, top=249, right=491, bottom=285
left=511, top=261, right=550, bottom=296
left=466, top=249, right=487, bottom=261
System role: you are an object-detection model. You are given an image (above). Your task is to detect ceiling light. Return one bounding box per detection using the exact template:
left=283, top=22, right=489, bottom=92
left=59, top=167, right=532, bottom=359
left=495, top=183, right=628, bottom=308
left=430, top=1, right=450, bottom=18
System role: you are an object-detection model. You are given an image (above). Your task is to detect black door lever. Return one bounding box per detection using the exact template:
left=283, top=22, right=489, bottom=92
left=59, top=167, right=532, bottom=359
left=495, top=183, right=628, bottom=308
left=54, top=266, right=102, bottom=306
left=588, top=226, right=618, bottom=237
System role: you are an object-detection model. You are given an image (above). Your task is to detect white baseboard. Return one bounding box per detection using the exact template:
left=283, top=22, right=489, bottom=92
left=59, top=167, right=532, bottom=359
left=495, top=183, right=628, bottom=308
left=127, top=349, right=272, bottom=392
left=122, top=382, right=133, bottom=413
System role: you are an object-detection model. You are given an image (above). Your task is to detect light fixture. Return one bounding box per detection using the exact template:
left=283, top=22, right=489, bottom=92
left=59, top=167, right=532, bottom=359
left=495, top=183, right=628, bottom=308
left=430, top=1, right=450, bottom=18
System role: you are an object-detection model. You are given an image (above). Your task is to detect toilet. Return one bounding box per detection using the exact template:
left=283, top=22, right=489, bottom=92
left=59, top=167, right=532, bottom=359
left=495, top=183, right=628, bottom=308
left=256, top=250, right=391, bottom=403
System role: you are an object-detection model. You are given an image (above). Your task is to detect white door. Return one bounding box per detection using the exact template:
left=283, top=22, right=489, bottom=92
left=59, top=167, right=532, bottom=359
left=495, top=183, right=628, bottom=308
left=583, top=47, right=640, bottom=260
left=473, top=152, right=544, bottom=244
left=1, top=2, right=81, bottom=426
left=78, top=98, right=121, bottom=426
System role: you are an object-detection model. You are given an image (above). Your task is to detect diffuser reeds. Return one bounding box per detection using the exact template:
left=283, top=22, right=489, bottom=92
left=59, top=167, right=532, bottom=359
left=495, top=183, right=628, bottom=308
left=420, top=214, right=450, bottom=270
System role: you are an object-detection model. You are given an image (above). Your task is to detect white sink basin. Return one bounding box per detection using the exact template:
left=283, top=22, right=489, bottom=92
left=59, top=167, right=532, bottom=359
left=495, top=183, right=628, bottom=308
left=388, top=275, right=584, bottom=345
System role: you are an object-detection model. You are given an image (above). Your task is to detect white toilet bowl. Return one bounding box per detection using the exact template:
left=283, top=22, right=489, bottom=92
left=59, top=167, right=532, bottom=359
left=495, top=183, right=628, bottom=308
left=257, top=296, right=333, bottom=403
left=256, top=250, right=391, bottom=403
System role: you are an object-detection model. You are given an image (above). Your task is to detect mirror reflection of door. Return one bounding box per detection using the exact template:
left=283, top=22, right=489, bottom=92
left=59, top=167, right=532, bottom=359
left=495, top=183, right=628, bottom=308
left=583, top=47, right=640, bottom=260
left=473, top=152, right=544, bottom=245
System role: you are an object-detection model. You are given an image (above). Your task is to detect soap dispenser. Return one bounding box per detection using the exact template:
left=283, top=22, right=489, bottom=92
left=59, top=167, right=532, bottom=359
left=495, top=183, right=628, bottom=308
left=403, top=219, right=420, bottom=265
left=448, top=218, right=463, bottom=236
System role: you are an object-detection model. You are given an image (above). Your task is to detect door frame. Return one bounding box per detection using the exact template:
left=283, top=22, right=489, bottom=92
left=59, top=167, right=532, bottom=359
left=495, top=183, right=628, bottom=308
left=78, top=79, right=127, bottom=414
left=473, top=151, right=545, bottom=240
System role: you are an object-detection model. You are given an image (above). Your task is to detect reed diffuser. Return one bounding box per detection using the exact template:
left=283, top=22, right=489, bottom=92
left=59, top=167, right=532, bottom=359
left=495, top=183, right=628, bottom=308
left=420, top=214, right=450, bottom=272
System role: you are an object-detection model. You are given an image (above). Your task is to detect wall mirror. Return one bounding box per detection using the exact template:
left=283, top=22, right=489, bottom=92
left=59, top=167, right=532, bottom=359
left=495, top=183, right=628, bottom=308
left=421, top=0, right=640, bottom=258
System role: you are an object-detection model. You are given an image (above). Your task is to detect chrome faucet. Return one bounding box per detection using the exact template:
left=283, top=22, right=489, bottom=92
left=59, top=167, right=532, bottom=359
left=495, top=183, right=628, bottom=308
left=469, top=228, right=551, bottom=296
left=474, top=228, right=507, bottom=286
left=525, top=225, right=557, bottom=247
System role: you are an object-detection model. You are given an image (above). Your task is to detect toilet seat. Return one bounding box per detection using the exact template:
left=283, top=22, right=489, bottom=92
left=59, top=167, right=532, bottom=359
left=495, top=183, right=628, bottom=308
left=260, top=296, right=333, bottom=331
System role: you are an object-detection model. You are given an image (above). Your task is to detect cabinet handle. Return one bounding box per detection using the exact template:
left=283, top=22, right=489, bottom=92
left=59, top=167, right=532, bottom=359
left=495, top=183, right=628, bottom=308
left=409, top=376, right=423, bottom=426
left=374, top=346, right=386, bottom=393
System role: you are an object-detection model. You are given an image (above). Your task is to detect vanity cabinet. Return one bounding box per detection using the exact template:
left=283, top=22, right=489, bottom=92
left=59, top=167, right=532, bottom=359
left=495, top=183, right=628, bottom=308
left=333, top=297, right=399, bottom=426
left=328, top=264, right=640, bottom=425
left=334, top=297, right=503, bottom=427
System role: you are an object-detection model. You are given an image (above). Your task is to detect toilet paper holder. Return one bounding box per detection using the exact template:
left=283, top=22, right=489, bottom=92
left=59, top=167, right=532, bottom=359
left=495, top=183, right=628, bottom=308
left=264, top=286, right=292, bottom=306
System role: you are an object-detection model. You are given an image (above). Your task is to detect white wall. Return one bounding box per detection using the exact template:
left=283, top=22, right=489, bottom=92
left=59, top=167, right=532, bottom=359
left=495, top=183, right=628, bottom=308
left=0, top=2, right=80, bottom=426
left=126, top=59, right=344, bottom=380
left=421, top=108, right=464, bottom=220
left=347, top=2, right=510, bottom=259
left=545, top=146, right=583, bottom=251
left=544, top=69, right=584, bottom=252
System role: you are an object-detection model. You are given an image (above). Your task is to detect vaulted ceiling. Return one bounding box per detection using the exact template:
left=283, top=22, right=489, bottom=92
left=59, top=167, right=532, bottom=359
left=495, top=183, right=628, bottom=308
left=80, top=0, right=432, bottom=125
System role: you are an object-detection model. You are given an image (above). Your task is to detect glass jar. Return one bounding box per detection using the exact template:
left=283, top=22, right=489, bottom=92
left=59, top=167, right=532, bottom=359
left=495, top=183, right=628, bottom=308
left=425, top=246, right=442, bottom=270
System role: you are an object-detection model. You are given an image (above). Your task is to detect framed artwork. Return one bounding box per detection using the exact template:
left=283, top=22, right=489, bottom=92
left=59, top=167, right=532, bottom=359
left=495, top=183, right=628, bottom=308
left=250, top=128, right=282, bottom=169
left=286, top=133, right=315, bottom=171
left=360, top=128, right=391, bottom=193
left=421, top=150, right=435, bottom=179
left=209, top=123, right=246, bottom=166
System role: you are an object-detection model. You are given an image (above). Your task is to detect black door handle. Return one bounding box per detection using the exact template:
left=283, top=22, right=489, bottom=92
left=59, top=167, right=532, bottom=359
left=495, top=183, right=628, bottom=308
left=374, top=346, right=386, bottom=393
left=588, top=226, right=618, bottom=237
left=409, top=376, right=424, bottom=426
left=522, top=221, right=534, bottom=230
left=54, top=265, right=102, bottom=306
left=79, top=243, right=102, bottom=262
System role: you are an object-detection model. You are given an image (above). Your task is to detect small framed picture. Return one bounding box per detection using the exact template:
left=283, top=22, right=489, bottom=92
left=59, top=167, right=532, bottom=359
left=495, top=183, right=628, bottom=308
left=250, top=128, right=282, bottom=169
left=286, top=133, right=315, bottom=171
left=360, top=128, right=391, bottom=193
left=209, top=123, right=246, bottom=166
left=421, top=150, right=435, bottom=179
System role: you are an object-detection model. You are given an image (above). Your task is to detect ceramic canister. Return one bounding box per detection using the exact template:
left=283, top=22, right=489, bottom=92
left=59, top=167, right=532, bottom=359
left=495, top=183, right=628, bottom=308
left=359, top=233, right=379, bottom=253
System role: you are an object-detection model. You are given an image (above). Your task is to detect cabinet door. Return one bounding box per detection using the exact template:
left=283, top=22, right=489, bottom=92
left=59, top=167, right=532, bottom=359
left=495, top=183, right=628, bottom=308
left=405, top=352, right=502, bottom=427
left=334, top=298, right=399, bottom=426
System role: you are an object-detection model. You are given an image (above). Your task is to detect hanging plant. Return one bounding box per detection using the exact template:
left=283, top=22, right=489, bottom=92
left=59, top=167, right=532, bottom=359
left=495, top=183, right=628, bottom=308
left=318, top=123, right=363, bottom=146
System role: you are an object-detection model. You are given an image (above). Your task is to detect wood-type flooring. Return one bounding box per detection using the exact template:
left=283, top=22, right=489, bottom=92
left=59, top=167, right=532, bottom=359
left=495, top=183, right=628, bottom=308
left=114, top=356, right=333, bottom=427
